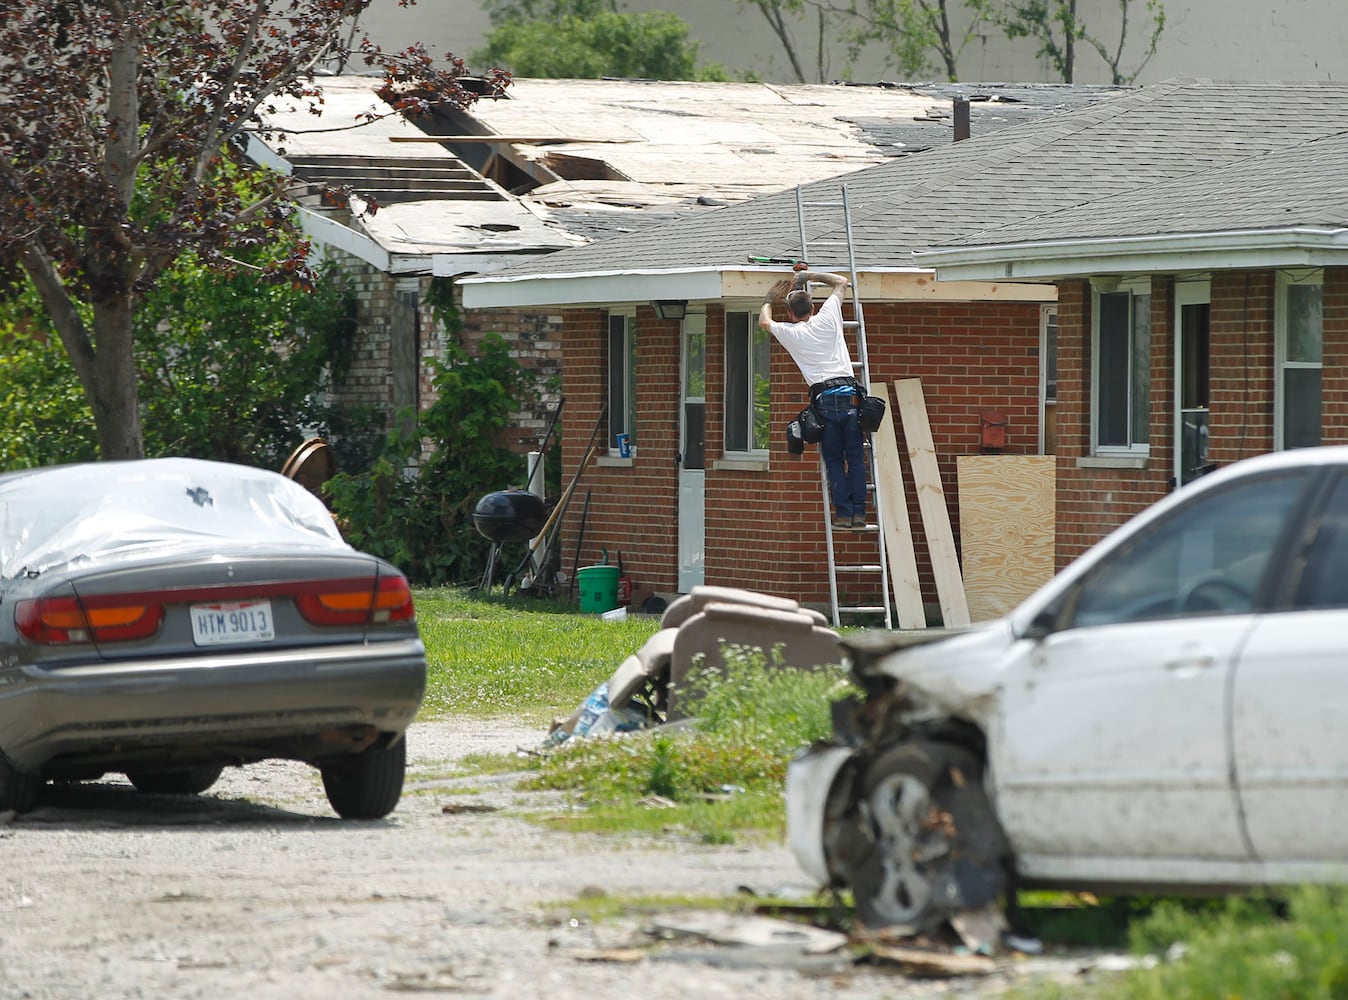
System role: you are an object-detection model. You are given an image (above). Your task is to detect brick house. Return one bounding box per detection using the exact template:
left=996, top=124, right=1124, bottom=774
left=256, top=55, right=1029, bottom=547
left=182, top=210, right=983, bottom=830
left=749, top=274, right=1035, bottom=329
left=462, top=79, right=1348, bottom=617
left=248, top=75, right=1123, bottom=473
left=923, top=120, right=1348, bottom=568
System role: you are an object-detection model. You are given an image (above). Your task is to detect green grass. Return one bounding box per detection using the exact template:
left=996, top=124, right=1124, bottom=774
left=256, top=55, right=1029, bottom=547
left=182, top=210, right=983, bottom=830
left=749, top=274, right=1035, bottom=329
left=414, top=587, right=661, bottom=723
left=1013, top=887, right=1348, bottom=1000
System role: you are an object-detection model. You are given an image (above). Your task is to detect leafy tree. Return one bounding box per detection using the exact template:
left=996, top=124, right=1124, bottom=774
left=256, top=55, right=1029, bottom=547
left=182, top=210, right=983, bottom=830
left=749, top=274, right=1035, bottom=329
left=736, top=0, right=1161, bottom=83
left=134, top=255, right=361, bottom=469
left=0, top=0, right=507, bottom=461
left=0, top=323, right=99, bottom=470
left=0, top=244, right=363, bottom=473
left=474, top=1, right=729, bottom=80
left=969, top=0, right=1165, bottom=83
left=324, top=327, right=539, bottom=586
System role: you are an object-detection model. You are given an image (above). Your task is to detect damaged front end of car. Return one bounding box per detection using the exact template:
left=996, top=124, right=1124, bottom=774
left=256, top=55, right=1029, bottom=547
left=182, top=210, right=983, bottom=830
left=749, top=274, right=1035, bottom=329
left=786, top=624, right=1013, bottom=933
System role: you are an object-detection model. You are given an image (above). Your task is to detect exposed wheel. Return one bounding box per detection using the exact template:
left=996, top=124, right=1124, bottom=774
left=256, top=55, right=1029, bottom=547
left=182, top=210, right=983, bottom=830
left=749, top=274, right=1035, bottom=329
left=844, top=742, right=1008, bottom=931
left=0, top=751, right=39, bottom=813
left=126, top=764, right=224, bottom=796
left=320, top=737, right=406, bottom=820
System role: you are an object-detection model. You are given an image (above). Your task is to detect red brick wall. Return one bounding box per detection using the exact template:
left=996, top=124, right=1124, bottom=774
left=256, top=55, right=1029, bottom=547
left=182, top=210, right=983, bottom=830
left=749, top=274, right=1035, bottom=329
left=1321, top=268, right=1348, bottom=443
left=1052, top=271, right=1290, bottom=569
left=552, top=298, right=1046, bottom=611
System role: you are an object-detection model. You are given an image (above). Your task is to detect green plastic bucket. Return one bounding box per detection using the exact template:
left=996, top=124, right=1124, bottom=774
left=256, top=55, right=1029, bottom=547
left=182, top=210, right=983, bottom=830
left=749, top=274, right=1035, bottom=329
left=577, top=565, right=620, bottom=614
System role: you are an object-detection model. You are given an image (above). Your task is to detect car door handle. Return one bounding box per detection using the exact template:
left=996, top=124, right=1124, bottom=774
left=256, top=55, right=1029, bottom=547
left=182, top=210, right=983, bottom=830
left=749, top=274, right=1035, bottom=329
left=1165, top=650, right=1218, bottom=677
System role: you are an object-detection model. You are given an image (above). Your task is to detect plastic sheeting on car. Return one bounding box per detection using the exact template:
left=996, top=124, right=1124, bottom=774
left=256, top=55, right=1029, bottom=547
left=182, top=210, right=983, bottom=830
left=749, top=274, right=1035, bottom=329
left=0, top=457, right=349, bottom=579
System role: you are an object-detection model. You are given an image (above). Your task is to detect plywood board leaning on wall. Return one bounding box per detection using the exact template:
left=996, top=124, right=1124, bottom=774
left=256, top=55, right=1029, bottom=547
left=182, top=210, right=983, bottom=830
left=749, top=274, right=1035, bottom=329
left=869, top=382, right=925, bottom=629
left=956, top=455, right=1056, bottom=622
left=893, top=379, right=970, bottom=628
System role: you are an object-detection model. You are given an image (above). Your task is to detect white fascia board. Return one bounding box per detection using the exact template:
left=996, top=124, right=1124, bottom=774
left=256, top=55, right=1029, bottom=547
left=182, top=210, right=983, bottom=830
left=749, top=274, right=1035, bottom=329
left=298, top=208, right=392, bottom=272
left=919, top=228, right=1348, bottom=282
left=460, top=268, right=724, bottom=309
left=243, top=133, right=291, bottom=176
left=432, top=254, right=560, bottom=278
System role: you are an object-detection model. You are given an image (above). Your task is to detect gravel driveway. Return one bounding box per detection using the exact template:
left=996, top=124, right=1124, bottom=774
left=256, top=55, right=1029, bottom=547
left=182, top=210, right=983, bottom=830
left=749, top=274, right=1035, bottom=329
left=0, top=719, right=1102, bottom=999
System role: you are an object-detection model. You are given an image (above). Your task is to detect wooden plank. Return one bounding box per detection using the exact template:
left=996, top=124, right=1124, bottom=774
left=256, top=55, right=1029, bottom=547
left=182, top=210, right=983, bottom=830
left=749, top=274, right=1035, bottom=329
left=893, top=379, right=970, bottom=628
left=869, top=383, right=926, bottom=629
left=957, top=455, right=1056, bottom=622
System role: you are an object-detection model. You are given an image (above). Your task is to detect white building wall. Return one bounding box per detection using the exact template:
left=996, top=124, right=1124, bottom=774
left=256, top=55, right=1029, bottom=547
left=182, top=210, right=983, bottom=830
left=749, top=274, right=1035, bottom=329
left=360, top=0, right=1348, bottom=86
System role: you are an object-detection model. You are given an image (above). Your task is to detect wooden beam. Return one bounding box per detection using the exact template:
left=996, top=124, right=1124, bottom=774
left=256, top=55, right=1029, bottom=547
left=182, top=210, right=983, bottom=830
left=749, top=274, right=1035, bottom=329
left=389, top=135, right=635, bottom=144
left=718, top=270, right=1055, bottom=303
left=870, top=382, right=926, bottom=629
left=894, top=378, right=970, bottom=628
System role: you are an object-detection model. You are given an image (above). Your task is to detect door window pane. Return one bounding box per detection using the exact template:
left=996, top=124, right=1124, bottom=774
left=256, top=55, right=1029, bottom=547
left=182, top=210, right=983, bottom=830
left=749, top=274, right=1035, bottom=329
left=1283, top=368, right=1323, bottom=449
left=1286, top=284, right=1323, bottom=363
left=1070, top=471, right=1310, bottom=628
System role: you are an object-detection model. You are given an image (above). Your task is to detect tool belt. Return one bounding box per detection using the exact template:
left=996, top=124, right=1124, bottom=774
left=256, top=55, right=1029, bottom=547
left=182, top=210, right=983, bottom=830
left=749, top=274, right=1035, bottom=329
left=809, top=376, right=861, bottom=404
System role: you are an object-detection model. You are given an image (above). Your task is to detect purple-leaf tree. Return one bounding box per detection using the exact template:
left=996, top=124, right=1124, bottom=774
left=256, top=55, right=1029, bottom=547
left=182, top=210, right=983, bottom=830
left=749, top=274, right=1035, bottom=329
left=0, top=0, right=508, bottom=459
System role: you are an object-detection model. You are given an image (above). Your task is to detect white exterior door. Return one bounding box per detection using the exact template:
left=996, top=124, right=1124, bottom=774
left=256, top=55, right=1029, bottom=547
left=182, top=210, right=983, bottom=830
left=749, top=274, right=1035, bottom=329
left=677, top=313, right=706, bottom=592
left=1174, top=278, right=1211, bottom=487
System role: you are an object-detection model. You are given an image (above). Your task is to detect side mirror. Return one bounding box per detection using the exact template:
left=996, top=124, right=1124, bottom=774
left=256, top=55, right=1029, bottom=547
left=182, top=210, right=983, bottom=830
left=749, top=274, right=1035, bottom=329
left=1021, top=607, right=1060, bottom=640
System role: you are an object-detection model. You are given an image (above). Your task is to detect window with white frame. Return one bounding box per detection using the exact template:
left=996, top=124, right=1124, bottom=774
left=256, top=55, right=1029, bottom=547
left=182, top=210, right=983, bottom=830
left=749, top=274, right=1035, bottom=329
left=1093, top=280, right=1151, bottom=452
left=724, top=311, right=771, bottom=453
left=607, top=311, right=636, bottom=454
left=1276, top=269, right=1323, bottom=450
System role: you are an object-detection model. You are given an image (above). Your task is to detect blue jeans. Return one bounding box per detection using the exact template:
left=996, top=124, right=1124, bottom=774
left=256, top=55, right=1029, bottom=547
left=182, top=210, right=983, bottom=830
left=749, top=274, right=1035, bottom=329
left=814, top=392, right=867, bottom=519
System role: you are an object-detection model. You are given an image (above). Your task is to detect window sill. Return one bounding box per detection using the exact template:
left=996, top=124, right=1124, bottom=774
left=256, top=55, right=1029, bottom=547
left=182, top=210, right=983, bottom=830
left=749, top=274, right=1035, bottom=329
left=714, top=457, right=770, bottom=473
left=597, top=456, right=635, bottom=468
left=1077, top=455, right=1148, bottom=470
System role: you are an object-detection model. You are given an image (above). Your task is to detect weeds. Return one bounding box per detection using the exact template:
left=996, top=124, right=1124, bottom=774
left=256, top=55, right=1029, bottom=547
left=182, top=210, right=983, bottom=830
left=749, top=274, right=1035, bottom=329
left=521, top=646, right=854, bottom=841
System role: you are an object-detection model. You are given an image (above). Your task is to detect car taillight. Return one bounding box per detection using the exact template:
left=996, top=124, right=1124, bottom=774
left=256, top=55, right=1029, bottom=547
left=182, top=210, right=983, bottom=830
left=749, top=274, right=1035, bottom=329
left=15, top=596, right=164, bottom=645
left=295, top=573, right=415, bottom=627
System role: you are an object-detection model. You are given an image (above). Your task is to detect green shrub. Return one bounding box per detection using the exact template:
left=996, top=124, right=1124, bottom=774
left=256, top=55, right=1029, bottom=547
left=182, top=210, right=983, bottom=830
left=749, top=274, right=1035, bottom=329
left=326, top=329, right=539, bottom=587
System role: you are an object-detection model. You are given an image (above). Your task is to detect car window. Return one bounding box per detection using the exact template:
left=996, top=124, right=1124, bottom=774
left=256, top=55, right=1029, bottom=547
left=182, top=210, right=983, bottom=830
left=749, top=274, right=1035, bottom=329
left=1290, top=473, right=1348, bottom=609
left=1068, top=470, right=1311, bottom=629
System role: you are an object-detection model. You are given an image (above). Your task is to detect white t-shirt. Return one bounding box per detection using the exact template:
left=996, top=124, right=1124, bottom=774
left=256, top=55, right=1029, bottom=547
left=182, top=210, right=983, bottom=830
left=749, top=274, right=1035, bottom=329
left=767, top=294, right=854, bottom=387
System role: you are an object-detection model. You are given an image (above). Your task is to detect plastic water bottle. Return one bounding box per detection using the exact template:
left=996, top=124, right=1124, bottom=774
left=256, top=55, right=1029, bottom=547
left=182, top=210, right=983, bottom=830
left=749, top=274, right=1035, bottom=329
left=572, top=683, right=610, bottom=738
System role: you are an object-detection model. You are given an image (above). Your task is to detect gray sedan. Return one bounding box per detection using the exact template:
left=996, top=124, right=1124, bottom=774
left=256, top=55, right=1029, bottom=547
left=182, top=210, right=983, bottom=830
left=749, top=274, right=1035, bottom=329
left=0, top=457, right=426, bottom=819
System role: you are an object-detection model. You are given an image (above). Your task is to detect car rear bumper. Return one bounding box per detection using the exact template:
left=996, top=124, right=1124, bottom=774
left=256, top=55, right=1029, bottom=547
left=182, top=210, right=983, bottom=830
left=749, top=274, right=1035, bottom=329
left=0, top=637, right=427, bottom=772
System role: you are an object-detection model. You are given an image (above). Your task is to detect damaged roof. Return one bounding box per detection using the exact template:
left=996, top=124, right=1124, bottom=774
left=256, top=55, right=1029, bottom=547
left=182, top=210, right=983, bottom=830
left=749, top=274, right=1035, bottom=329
left=249, top=74, right=1127, bottom=273
left=460, top=79, right=1348, bottom=307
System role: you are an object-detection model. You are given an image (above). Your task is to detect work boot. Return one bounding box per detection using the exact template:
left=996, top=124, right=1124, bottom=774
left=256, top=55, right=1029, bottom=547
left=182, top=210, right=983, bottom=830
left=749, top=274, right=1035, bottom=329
left=851, top=515, right=868, bottom=529
left=831, top=515, right=851, bottom=530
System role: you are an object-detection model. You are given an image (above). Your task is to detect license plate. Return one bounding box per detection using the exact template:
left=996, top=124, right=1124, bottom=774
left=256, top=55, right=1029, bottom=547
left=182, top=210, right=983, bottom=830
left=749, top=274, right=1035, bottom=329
left=190, top=600, right=275, bottom=646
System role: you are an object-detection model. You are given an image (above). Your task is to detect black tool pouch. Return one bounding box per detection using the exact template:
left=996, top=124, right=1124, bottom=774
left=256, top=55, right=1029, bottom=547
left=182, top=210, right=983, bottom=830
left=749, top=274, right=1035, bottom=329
left=858, top=393, right=886, bottom=433
left=798, top=404, right=824, bottom=443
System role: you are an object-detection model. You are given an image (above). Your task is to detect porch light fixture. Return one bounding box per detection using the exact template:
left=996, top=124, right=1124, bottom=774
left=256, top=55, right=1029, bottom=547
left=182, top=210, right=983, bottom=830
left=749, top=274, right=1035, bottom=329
left=653, top=299, right=688, bottom=321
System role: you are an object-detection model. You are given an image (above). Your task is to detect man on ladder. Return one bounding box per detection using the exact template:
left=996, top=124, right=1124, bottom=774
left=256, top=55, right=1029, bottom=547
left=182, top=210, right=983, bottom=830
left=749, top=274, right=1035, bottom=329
left=759, top=264, right=868, bottom=531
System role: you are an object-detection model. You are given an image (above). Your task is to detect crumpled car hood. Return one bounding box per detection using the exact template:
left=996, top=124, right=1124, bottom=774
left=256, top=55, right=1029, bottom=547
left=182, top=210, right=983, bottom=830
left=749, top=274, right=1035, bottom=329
left=0, top=457, right=349, bottom=580
left=843, top=620, right=1018, bottom=724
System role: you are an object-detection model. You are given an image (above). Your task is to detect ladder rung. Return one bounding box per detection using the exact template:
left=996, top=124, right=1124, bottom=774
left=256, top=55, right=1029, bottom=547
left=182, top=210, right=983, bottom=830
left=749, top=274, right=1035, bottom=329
left=839, top=605, right=888, bottom=614
left=838, top=564, right=884, bottom=573
left=801, top=200, right=845, bottom=208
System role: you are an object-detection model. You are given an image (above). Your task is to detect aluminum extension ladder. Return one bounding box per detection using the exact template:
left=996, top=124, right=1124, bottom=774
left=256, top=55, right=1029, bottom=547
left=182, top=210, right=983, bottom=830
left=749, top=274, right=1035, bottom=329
left=795, top=182, right=893, bottom=628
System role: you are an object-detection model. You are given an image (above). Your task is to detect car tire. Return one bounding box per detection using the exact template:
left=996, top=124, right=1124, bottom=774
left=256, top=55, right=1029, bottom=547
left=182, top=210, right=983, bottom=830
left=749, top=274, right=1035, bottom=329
left=847, top=742, right=1009, bottom=931
left=126, top=765, right=225, bottom=796
left=0, top=751, right=39, bottom=813
left=320, top=737, right=406, bottom=820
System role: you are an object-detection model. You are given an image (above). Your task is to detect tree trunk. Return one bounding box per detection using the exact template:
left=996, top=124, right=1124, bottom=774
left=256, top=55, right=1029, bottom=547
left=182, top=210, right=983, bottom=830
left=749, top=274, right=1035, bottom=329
left=87, top=299, right=146, bottom=461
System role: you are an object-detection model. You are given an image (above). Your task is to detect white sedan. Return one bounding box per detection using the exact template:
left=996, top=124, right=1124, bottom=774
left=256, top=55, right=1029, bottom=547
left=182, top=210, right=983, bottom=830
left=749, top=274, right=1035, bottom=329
left=787, top=446, right=1348, bottom=931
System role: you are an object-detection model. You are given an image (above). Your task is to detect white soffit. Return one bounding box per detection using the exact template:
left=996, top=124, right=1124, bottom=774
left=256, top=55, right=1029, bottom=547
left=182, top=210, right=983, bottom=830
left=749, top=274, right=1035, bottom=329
left=461, top=268, right=724, bottom=308
left=920, top=228, right=1348, bottom=281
